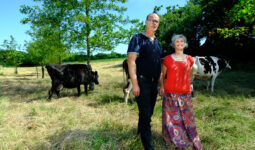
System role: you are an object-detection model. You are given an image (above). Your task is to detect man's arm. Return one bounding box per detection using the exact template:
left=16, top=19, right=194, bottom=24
left=127, top=53, right=140, bottom=97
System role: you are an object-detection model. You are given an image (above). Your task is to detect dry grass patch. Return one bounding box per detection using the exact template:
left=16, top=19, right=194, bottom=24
left=0, top=59, right=255, bottom=150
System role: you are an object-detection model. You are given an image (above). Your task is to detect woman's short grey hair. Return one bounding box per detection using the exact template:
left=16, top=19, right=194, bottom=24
left=171, top=34, right=188, bottom=48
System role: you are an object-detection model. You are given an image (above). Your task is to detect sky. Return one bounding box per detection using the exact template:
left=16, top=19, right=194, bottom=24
left=0, top=0, right=187, bottom=54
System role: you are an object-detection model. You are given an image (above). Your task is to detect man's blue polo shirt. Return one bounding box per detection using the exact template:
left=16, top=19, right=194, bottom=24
left=127, top=33, right=163, bottom=80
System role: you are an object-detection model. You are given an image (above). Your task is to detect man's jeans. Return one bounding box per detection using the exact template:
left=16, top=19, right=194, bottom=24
left=136, top=75, right=158, bottom=150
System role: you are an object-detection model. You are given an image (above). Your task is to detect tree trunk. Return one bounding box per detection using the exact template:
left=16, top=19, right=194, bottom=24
left=58, top=33, right=62, bottom=64
left=86, top=37, right=90, bottom=65
left=86, top=3, right=90, bottom=65
left=15, top=66, right=18, bottom=74
left=41, top=66, right=44, bottom=79
left=36, top=66, right=38, bottom=78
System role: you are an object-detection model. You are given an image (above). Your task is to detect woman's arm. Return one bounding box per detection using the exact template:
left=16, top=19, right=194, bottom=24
left=159, top=64, right=167, bottom=96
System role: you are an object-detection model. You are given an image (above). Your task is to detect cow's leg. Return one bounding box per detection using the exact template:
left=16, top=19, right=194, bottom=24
left=211, top=76, right=217, bottom=92
left=77, top=85, right=81, bottom=96
left=48, top=87, right=54, bottom=100
left=206, top=80, right=211, bottom=91
left=129, top=91, right=134, bottom=103
left=56, top=84, right=63, bottom=98
left=124, top=88, right=130, bottom=103
left=128, top=80, right=134, bottom=103
left=84, top=84, right=88, bottom=95
left=48, top=82, right=58, bottom=100
left=191, top=83, right=194, bottom=97
left=124, top=79, right=133, bottom=103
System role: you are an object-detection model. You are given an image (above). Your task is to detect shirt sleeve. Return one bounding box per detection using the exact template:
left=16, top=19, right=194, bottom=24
left=127, top=34, right=140, bottom=54
left=188, top=55, right=194, bottom=67
left=163, top=56, right=170, bottom=68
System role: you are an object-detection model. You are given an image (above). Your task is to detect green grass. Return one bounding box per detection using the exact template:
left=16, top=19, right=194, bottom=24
left=0, top=59, right=254, bottom=150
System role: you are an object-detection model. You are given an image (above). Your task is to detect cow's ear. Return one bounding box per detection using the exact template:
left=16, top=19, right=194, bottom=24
left=95, top=71, right=98, bottom=75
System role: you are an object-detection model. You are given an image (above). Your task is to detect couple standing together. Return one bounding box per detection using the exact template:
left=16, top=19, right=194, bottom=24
left=127, top=13, right=202, bottom=150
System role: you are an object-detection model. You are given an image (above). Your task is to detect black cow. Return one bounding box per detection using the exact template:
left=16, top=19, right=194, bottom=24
left=46, top=64, right=99, bottom=99
left=122, top=59, right=134, bottom=103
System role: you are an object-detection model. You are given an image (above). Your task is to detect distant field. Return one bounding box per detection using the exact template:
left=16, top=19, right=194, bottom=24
left=0, top=59, right=255, bottom=150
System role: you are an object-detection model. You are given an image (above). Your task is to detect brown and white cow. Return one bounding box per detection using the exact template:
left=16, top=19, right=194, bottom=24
left=191, top=56, right=231, bottom=93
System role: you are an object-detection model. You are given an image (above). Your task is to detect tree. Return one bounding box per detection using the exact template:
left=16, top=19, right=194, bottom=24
left=157, top=0, right=254, bottom=60
left=72, top=0, right=142, bottom=64
left=20, top=0, right=76, bottom=64
left=25, top=36, right=66, bottom=78
left=155, top=1, right=202, bottom=55
left=193, top=0, right=255, bottom=59
left=217, top=0, right=255, bottom=38
left=1, top=36, right=24, bottom=74
left=20, top=0, right=142, bottom=65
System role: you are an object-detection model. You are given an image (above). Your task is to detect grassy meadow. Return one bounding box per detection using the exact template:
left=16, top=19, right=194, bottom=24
left=0, top=59, right=255, bottom=150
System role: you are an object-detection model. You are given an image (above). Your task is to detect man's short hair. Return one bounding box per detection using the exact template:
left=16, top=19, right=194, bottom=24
left=146, top=13, right=159, bottom=20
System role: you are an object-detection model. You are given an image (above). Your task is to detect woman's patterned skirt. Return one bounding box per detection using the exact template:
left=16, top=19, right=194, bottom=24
left=162, top=93, right=202, bottom=150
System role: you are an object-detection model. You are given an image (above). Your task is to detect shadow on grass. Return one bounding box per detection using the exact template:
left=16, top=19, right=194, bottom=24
left=0, top=79, right=50, bottom=102
left=0, top=76, right=88, bottom=103
left=192, top=71, right=255, bottom=98
left=87, top=94, right=134, bottom=107
left=104, top=63, right=123, bottom=69
left=26, top=96, right=49, bottom=103
left=29, top=123, right=168, bottom=150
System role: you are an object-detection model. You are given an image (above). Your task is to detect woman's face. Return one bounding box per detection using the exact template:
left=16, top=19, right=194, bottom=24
left=174, top=38, right=185, bottom=51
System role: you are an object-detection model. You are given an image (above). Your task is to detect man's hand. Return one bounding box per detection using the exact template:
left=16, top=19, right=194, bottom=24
left=132, top=83, right=140, bottom=97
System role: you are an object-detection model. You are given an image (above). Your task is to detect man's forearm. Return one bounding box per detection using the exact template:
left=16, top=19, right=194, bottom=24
left=128, top=60, right=138, bottom=86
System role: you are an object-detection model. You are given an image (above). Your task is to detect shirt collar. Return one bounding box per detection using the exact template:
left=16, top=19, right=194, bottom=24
left=141, top=32, right=156, bottom=40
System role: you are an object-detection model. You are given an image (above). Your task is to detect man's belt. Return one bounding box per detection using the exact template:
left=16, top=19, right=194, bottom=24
left=139, top=75, right=157, bottom=82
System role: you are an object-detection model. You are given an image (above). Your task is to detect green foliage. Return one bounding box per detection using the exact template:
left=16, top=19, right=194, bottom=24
left=72, top=0, right=142, bottom=64
left=157, top=0, right=254, bottom=59
left=20, top=0, right=142, bottom=65
left=229, top=0, right=255, bottom=24
left=195, top=0, right=254, bottom=39
left=216, top=0, right=255, bottom=39
left=20, top=0, right=75, bottom=64
left=5, top=50, right=25, bottom=67
left=1, top=36, right=24, bottom=71
left=156, top=1, right=202, bottom=53
left=64, top=51, right=126, bottom=62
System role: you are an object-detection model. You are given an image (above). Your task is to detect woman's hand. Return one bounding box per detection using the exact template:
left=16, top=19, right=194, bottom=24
left=159, top=86, right=165, bottom=96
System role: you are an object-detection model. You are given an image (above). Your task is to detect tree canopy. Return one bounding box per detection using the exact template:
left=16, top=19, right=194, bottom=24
left=1, top=36, right=24, bottom=74
left=156, top=0, right=254, bottom=60
left=20, top=0, right=142, bottom=65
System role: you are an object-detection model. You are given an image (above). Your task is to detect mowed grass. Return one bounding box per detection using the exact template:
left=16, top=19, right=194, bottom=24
left=0, top=59, right=255, bottom=150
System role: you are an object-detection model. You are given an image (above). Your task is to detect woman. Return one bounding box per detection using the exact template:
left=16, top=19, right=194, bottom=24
left=159, top=34, right=202, bottom=150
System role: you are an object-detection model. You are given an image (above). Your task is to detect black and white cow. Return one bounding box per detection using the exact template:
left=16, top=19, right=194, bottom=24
left=191, top=56, right=231, bottom=92
left=122, top=59, right=134, bottom=103
left=46, top=64, right=99, bottom=100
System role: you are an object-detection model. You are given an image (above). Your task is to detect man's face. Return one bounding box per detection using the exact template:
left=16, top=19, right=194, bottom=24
left=145, top=14, right=160, bottom=32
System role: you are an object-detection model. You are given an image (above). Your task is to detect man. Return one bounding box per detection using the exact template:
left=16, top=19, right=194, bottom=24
left=127, top=13, right=162, bottom=150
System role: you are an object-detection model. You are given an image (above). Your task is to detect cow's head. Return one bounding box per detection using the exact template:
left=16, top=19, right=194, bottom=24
left=91, top=71, right=99, bottom=85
